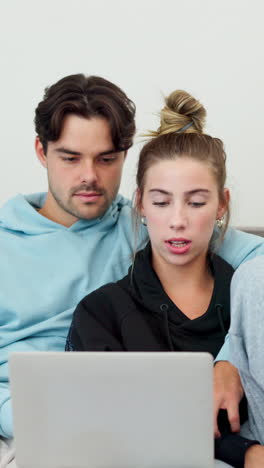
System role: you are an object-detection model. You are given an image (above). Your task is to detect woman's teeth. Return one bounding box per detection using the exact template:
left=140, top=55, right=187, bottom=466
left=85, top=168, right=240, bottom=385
left=169, top=241, right=188, bottom=246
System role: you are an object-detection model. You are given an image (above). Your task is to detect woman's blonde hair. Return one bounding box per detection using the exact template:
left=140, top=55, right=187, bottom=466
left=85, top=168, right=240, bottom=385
left=133, top=89, right=229, bottom=253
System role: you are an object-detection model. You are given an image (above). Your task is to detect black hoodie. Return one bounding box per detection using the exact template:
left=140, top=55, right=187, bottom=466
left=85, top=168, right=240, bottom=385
left=66, top=243, right=258, bottom=467
left=67, top=242, right=233, bottom=357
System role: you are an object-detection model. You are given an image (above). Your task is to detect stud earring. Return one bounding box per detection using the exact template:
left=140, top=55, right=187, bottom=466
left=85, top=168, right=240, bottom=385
left=216, top=217, right=224, bottom=229
left=141, top=216, right=147, bottom=226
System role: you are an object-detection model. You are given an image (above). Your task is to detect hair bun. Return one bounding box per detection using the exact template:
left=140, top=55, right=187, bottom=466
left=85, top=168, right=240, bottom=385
left=155, top=90, right=206, bottom=137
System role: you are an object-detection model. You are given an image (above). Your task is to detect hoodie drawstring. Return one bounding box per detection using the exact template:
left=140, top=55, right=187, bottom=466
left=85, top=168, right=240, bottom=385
left=161, top=303, right=227, bottom=349
left=160, top=304, right=174, bottom=351
left=215, top=304, right=227, bottom=337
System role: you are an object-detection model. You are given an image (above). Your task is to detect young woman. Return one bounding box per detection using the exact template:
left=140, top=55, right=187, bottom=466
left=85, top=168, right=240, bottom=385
left=66, top=90, right=261, bottom=467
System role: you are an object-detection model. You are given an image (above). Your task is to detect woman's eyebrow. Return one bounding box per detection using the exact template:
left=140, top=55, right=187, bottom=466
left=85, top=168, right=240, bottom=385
left=149, top=189, right=172, bottom=195
left=149, top=188, right=211, bottom=196
left=185, top=189, right=210, bottom=195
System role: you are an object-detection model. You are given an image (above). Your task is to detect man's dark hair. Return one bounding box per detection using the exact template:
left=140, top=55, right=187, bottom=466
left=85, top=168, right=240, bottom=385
left=34, top=74, right=136, bottom=154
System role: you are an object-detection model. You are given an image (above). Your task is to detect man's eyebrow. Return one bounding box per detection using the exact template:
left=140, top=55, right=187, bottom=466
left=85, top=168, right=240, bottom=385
left=148, top=188, right=210, bottom=195
left=55, top=147, right=117, bottom=156
left=55, top=147, right=81, bottom=156
left=99, top=149, right=117, bottom=156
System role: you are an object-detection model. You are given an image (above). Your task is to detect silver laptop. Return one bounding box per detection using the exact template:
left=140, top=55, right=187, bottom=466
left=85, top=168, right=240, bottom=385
left=9, top=352, right=213, bottom=468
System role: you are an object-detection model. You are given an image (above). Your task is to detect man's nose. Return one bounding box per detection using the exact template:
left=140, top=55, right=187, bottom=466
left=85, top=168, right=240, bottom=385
left=79, top=161, right=98, bottom=184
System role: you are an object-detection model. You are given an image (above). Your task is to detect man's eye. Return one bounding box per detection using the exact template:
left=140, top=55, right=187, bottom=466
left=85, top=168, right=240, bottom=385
left=62, top=157, right=78, bottom=163
left=99, top=156, right=117, bottom=164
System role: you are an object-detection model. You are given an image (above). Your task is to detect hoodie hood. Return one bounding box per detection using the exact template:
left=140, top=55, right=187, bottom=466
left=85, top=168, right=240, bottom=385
left=127, top=243, right=169, bottom=314
left=0, top=192, right=130, bottom=235
left=120, top=242, right=234, bottom=353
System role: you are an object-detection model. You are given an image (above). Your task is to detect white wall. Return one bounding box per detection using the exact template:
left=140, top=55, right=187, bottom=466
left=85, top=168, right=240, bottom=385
left=0, top=0, right=263, bottom=226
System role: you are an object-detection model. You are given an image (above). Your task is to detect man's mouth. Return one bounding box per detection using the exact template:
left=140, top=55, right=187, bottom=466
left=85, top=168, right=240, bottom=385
left=73, top=192, right=103, bottom=201
left=74, top=192, right=102, bottom=196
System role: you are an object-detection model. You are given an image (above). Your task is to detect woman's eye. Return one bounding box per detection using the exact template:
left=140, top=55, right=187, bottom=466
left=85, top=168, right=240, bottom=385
left=152, top=202, right=169, bottom=206
left=189, top=202, right=206, bottom=208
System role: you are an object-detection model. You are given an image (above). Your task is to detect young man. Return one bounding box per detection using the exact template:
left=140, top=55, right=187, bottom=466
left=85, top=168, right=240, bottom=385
left=0, top=74, right=263, bottom=465
left=0, top=73, right=144, bottom=440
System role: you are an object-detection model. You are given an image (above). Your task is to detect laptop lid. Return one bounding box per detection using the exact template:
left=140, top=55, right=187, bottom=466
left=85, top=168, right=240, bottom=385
left=9, top=352, right=213, bottom=468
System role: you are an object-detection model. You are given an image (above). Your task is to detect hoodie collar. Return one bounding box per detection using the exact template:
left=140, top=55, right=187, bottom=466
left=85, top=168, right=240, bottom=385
left=128, top=242, right=233, bottom=318
left=128, top=242, right=168, bottom=313
left=0, top=192, right=130, bottom=235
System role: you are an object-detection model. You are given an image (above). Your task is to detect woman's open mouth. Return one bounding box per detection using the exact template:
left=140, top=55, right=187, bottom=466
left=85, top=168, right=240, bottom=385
left=165, top=238, right=191, bottom=255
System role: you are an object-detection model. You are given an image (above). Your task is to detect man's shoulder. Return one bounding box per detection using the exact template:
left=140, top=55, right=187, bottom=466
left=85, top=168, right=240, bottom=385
left=0, top=192, right=46, bottom=211
left=0, top=192, right=50, bottom=237
left=217, top=227, right=264, bottom=269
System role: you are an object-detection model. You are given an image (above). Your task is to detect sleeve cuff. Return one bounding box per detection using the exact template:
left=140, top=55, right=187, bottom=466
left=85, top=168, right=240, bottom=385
left=0, top=399, right=13, bottom=438
left=215, top=432, right=260, bottom=468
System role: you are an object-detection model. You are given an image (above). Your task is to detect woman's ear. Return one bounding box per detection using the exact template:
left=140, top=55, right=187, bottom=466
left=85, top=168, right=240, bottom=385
left=135, top=188, right=145, bottom=216
left=217, top=188, right=230, bottom=219
left=35, top=137, right=48, bottom=168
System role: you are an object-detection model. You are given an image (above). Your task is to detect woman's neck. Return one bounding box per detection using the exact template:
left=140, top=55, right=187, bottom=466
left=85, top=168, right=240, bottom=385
left=152, top=250, right=211, bottom=288
left=152, top=250, right=214, bottom=319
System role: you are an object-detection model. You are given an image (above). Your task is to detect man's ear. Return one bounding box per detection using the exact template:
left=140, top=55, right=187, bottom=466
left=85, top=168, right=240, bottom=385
left=35, top=137, right=47, bottom=168
left=217, top=188, right=230, bottom=219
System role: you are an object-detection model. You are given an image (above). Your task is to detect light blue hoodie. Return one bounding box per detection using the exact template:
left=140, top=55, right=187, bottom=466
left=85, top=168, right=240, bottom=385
left=0, top=192, right=146, bottom=438
left=1, top=192, right=264, bottom=438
